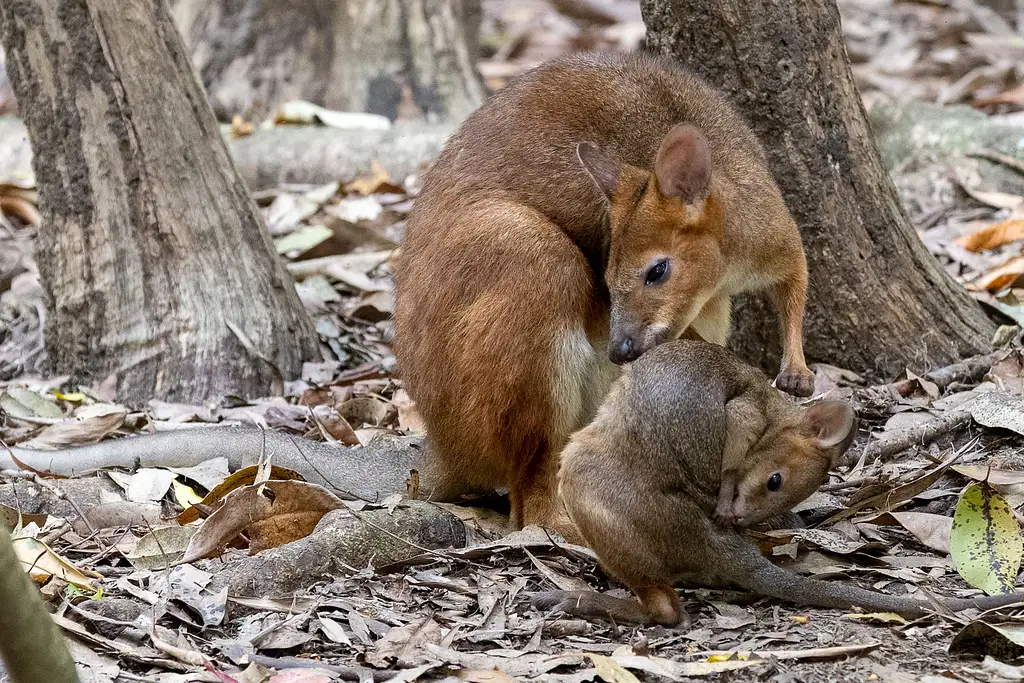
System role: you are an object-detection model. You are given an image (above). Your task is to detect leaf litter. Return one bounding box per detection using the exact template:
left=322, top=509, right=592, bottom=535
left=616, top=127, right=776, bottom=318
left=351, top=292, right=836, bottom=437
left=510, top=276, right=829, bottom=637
left=6, top=1, right=1024, bottom=681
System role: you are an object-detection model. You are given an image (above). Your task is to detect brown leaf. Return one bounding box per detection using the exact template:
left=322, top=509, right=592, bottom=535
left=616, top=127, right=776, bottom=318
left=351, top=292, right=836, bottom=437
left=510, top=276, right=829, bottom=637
left=364, top=617, right=442, bottom=668
left=346, top=160, right=392, bottom=196
left=391, top=389, right=425, bottom=433
left=338, top=396, right=396, bottom=429
left=15, top=403, right=126, bottom=450
left=954, top=465, right=1024, bottom=486
left=312, top=407, right=361, bottom=447
left=956, top=219, right=1024, bottom=253
left=967, top=255, right=1024, bottom=292
left=180, top=480, right=346, bottom=562
left=176, top=464, right=306, bottom=524
left=890, top=511, right=953, bottom=554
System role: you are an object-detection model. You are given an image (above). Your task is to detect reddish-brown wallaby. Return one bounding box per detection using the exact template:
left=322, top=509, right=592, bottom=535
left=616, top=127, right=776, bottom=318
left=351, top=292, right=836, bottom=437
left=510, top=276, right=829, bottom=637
left=392, top=51, right=816, bottom=540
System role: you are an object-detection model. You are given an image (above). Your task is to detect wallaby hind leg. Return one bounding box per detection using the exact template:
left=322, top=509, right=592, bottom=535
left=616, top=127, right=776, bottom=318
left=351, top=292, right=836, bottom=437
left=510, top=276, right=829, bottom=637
left=529, top=584, right=687, bottom=628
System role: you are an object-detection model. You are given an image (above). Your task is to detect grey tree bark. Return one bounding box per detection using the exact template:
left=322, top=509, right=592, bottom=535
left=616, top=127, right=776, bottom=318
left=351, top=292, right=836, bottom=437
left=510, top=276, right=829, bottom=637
left=0, top=0, right=321, bottom=407
left=641, top=0, right=996, bottom=379
left=170, top=0, right=487, bottom=125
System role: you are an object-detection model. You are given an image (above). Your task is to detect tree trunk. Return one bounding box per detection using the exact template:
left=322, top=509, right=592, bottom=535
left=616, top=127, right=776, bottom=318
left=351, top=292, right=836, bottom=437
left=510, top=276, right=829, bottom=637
left=0, top=0, right=321, bottom=407
left=640, top=0, right=996, bottom=380
left=170, top=0, right=486, bottom=125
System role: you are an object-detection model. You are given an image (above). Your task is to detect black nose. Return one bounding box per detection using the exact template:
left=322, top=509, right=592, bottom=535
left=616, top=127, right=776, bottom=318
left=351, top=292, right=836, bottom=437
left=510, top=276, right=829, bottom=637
left=609, top=335, right=640, bottom=364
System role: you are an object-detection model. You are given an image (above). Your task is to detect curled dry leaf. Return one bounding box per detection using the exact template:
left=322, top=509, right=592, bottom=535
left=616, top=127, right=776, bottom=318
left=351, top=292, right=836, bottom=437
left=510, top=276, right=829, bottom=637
left=391, top=389, right=425, bottom=433
left=108, top=468, right=175, bottom=503
left=949, top=621, right=1024, bottom=661
left=311, top=406, right=361, bottom=447
left=180, top=480, right=347, bottom=563
left=338, top=396, right=396, bottom=429
left=953, top=464, right=1024, bottom=486
left=365, top=617, right=442, bottom=668
left=124, top=525, right=197, bottom=570
left=18, top=402, right=127, bottom=449
left=13, top=535, right=101, bottom=590
left=956, top=219, right=1024, bottom=253
left=176, top=464, right=306, bottom=524
left=950, top=481, right=1023, bottom=596
left=966, top=255, right=1024, bottom=292
left=861, top=511, right=953, bottom=554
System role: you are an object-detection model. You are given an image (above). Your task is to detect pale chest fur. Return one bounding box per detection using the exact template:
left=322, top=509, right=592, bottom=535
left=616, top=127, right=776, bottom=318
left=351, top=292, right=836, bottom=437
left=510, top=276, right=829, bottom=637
left=551, top=326, right=622, bottom=441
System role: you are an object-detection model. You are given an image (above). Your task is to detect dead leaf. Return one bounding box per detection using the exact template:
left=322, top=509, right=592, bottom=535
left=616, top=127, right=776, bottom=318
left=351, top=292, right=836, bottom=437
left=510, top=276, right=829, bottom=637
left=180, top=480, right=346, bottom=562
left=13, top=535, right=100, bottom=590
left=957, top=219, right=1024, bottom=252
left=311, top=408, right=361, bottom=446
left=967, top=255, right=1024, bottom=292
left=176, top=464, right=306, bottom=524
left=274, top=101, right=390, bottom=130
left=267, top=671, right=332, bottom=683
left=108, top=468, right=175, bottom=503
left=391, top=389, right=425, bottom=433
left=1, top=386, right=63, bottom=419
left=230, top=115, right=254, bottom=139
left=712, top=602, right=755, bottom=630
left=365, top=617, right=442, bottom=668
left=585, top=654, right=642, bottom=683
left=338, top=396, right=395, bottom=429
left=890, top=511, right=953, bottom=554
left=17, top=403, right=126, bottom=449
left=346, top=160, right=392, bottom=196
left=954, top=464, right=1024, bottom=486
left=949, top=621, right=1024, bottom=661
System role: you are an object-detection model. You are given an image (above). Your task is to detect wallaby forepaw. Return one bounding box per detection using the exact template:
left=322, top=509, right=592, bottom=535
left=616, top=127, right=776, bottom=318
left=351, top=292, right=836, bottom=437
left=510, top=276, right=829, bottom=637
left=712, top=505, right=736, bottom=528
left=776, top=365, right=815, bottom=398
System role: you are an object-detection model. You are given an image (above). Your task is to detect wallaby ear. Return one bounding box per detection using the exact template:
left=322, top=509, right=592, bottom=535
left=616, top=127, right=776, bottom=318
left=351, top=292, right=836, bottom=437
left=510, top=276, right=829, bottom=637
left=577, top=141, right=621, bottom=199
left=802, top=400, right=856, bottom=457
left=654, top=123, right=713, bottom=204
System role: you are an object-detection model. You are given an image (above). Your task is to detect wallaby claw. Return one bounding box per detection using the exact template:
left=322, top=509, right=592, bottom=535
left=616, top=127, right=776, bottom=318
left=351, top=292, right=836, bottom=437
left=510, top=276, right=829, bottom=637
left=712, top=504, right=736, bottom=529
left=776, top=365, right=815, bottom=398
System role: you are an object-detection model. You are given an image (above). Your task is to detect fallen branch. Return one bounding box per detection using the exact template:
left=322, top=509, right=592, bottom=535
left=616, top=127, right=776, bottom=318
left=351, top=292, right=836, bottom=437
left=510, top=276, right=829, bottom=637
left=1, top=425, right=429, bottom=503
left=213, top=502, right=466, bottom=597
left=847, top=410, right=972, bottom=467
left=246, top=655, right=398, bottom=682
left=884, top=350, right=1003, bottom=397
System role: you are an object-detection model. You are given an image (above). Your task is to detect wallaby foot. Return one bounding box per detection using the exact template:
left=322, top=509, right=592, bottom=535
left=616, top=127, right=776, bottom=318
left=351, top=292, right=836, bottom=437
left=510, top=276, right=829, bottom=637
left=530, top=586, right=688, bottom=628
left=775, top=363, right=815, bottom=397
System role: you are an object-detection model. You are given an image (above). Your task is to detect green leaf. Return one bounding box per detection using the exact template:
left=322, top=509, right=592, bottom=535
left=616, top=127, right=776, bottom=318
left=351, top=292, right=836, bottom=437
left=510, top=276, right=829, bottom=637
left=950, top=481, right=1023, bottom=595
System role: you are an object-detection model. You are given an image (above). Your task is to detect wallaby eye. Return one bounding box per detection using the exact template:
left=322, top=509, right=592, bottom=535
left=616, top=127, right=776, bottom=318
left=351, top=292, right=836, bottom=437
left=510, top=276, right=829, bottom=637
left=767, top=472, right=783, bottom=491
left=644, top=259, right=670, bottom=286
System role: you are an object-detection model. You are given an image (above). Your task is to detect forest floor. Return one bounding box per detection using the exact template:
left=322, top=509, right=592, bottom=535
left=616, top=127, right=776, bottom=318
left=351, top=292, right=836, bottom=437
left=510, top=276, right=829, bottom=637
left=7, top=0, right=1024, bottom=682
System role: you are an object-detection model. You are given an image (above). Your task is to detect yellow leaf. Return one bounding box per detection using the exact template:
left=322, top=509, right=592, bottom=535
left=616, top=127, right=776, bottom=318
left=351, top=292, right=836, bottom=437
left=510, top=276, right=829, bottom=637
left=346, top=160, right=391, bottom=196
left=172, top=479, right=203, bottom=508
left=950, top=481, right=1023, bottom=595
left=585, top=654, right=642, bottom=683
left=13, top=536, right=101, bottom=591
left=789, top=615, right=810, bottom=624
left=53, top=391, right=85, bottom=402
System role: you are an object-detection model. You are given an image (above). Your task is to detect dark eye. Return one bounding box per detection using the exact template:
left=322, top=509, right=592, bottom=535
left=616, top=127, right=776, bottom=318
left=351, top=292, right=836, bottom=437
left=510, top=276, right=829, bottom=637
left=767, top=473, right=783, bottom=491
left=644, top=259, right=670, bottom=286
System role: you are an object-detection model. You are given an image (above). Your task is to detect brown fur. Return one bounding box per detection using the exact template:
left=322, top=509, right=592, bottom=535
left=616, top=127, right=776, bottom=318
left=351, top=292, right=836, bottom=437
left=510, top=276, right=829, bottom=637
left=541, top=340, right=1024, bottom=626
left=392, top=51, right=815, bottom=540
